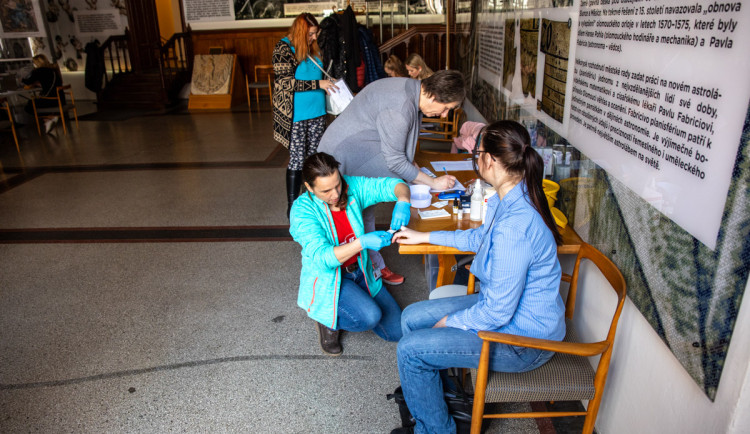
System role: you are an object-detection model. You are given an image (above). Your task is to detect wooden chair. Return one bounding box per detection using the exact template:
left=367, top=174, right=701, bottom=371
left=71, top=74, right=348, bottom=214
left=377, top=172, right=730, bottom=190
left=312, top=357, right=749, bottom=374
left=31, top=84, right=79, bottom=136
left=418, top=107, right=464, bottom=153
left=0, top=97, right=20, bottom=153
left=246, top=65, right=273, bottom=111
left=469, top=243, right=627, bottom=434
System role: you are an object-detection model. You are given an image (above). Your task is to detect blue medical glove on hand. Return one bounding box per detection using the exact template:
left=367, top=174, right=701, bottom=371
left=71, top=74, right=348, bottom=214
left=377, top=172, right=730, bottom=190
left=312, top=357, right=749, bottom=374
left=390, top=201, right=411, bottom=231
left=359, top=231, right=392, bottom=251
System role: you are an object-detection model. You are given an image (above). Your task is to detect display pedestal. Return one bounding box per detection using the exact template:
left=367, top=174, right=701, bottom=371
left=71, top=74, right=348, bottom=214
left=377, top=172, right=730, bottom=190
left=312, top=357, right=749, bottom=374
left=188, top=54, right=245, bottom=110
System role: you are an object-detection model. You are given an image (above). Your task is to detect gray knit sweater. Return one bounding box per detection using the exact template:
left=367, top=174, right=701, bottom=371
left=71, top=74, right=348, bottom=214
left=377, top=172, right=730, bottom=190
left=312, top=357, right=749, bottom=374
left=317, top=78, right=421, bottom=182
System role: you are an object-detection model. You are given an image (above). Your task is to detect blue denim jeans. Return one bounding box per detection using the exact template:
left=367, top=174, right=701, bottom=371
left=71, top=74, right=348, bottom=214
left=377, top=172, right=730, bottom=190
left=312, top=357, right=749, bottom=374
left=397, top=294, right=553, bottom=434
left=336, top=267, right=402, bottom=342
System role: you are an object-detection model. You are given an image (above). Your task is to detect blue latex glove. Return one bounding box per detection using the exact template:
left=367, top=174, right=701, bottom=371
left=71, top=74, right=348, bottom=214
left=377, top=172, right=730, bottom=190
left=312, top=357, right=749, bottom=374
left=359, top=231, right=392, bottom=251
left=390, top=201, right=411, bottom=231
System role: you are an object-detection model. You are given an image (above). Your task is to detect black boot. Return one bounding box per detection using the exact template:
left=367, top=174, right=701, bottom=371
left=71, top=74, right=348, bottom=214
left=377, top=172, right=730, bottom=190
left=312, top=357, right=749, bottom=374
left=315, top=321, right=342, bottom=356
left=286, top=169, right=303, bottom=219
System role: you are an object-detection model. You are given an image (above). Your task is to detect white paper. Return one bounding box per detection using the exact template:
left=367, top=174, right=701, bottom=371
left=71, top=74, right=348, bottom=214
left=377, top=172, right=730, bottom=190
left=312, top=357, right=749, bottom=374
left=430, top=180, right=466, bottom=193
left=432, top=200, right=449, bottom=209
left=430, top=160, right=474, bottom=172
left=418, top=209, right=451, bottom=219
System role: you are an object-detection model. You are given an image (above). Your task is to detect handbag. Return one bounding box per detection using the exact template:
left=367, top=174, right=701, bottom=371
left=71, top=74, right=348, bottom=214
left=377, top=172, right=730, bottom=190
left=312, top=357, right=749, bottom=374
left=307, top=55, right=354, bottom=115
left=386, top=371, right=490, bottom=434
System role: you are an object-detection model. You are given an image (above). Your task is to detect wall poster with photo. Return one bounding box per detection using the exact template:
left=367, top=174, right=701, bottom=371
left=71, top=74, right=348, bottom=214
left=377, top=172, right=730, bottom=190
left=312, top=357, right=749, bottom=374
left=462, top=0, right=750, bottom=401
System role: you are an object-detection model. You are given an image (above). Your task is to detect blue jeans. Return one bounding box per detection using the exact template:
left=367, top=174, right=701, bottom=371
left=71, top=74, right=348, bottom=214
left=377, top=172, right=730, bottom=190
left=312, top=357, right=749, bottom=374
left=397, top=294, right=554, bottom=434
left=336, top=267, right=402, bottom=341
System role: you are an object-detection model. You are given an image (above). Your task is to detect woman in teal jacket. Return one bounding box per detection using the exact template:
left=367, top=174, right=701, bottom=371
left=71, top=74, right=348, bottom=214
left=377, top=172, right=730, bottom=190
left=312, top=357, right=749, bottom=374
left=290, top=152, right=412, bottom=355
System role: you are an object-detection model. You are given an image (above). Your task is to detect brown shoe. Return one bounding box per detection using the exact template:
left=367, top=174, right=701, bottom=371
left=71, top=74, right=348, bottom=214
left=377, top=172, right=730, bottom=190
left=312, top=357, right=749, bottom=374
left=316, top=321, right=342, bottom=356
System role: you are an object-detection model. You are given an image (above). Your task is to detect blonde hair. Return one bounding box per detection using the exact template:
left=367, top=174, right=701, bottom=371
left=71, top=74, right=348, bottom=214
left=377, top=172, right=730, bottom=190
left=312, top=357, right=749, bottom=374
left=32, top=54, right=53, bottom=68
left=384, top=55, right=408, bottom=77
left=405, top=53, right=433, bottom=79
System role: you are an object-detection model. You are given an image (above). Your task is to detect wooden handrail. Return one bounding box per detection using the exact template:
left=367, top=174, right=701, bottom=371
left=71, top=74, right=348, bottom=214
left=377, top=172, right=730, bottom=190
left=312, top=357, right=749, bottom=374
left=100, top=31, right=131, bottom=86
left=158, top=30, right=193, bottom=94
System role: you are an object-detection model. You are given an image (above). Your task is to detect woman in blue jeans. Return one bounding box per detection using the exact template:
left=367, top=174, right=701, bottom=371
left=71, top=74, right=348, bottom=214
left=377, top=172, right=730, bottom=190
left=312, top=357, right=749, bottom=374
left=289, top=152, right=412, bottom=355
left=393, top=121, right=565, bottom=434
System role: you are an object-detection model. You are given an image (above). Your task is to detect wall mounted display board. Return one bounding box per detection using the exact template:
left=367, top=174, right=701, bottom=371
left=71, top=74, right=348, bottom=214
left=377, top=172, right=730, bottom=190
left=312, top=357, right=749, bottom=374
left=0, top=0, right=45, bottom=38
left=460, top=0, right=750, bottom=401
left=31, top=1, right=129, bottom=73
left=188, top=53, right=244, bottom=109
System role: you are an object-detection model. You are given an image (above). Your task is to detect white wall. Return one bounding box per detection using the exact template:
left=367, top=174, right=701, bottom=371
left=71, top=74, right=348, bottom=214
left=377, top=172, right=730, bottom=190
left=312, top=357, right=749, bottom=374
left=564, top=255, right=750, bottom=434
left=61, top=71, right=97, bottom=101
left=463, top=100, right=750, bottom=433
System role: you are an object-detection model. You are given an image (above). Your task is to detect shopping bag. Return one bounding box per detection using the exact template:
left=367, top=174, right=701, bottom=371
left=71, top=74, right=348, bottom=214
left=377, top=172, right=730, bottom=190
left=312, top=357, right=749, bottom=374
left=308, top=55, right=354, bottom=116
left=325, top=78, right=354, bottom=115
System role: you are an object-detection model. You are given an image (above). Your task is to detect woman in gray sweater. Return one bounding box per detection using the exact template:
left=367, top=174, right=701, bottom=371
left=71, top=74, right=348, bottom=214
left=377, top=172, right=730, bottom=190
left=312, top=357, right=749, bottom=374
left=317, top=70, right=466, bottom=285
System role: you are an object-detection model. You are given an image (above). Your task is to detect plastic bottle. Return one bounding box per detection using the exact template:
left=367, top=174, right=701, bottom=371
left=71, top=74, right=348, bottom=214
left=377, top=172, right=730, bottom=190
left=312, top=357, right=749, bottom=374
left=481, top=187, right=495, bottom=223
left=470, top=179, right=483, bottom=221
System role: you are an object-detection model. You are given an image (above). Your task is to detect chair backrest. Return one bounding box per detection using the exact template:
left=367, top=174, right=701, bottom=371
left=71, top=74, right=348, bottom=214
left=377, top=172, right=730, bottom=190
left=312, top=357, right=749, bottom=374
left=566, top=243, right=627, bottom=387
left=255, top=65, right=274, bottom=88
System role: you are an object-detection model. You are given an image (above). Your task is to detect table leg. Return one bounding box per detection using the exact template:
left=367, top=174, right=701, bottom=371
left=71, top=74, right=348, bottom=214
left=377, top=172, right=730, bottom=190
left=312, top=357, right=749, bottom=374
left=436, top=254, right=457, bottom=288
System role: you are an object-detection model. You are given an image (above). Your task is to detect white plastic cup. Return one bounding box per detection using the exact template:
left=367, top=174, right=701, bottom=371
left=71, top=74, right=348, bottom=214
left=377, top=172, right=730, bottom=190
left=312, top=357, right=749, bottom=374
left=409, top=184, right=432, bottom=208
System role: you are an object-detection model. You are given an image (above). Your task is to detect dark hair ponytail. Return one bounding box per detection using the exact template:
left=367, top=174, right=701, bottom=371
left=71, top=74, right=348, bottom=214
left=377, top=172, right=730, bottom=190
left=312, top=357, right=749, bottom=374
left=522, top=145, right=562, bottom=245
left=481, top=121, right=562, bottom=245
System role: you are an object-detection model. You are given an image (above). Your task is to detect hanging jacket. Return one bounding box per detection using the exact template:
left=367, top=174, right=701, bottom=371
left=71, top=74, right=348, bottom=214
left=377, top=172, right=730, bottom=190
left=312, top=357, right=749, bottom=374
left=339, top=6, right=361, bottom=92
left=84, top=41, right=104, bottom=93
left=357, top=25, right=386, bottom=85
left=318, top=15, right=343, bottom=79
left=289, top=175, right=405, bottom=329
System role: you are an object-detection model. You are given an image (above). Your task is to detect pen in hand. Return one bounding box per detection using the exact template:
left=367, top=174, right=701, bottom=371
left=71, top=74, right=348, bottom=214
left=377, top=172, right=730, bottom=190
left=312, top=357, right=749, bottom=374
left=443, top=167, right=449, bottom=176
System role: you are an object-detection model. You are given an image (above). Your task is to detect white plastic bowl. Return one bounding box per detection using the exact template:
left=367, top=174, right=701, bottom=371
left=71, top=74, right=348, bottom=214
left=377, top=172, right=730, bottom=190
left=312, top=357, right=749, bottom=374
left=409, top=184, right=432, bottom=208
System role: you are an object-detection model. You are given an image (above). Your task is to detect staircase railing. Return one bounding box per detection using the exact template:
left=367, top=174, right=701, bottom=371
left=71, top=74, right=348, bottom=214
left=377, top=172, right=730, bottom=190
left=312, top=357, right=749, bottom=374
left=378, top=24, right=448, bottom=69
left=100, top=31, right=132, bottom=86
left=158, top=30, right=193, bottom=95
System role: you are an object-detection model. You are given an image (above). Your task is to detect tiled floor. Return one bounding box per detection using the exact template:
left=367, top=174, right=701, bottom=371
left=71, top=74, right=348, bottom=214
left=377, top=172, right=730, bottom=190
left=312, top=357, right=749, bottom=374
left=0, top=103, right=585, bottom=433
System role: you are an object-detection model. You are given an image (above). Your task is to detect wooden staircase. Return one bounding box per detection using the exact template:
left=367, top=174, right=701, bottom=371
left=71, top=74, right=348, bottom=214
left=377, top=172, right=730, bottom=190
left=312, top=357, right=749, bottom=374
left=96, top=31, right=192, bottom=111
left=98, top=71, right=170, bottom=110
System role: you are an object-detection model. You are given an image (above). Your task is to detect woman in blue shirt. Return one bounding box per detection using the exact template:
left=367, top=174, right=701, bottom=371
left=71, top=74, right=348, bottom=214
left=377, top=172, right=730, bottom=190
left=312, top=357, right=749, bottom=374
left=392, top=120, right=565, bottom=434
left=272, top=13, right=338, bottom=218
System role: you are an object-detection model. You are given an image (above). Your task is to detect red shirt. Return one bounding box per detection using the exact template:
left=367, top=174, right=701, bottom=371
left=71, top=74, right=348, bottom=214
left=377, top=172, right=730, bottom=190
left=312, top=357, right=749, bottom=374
left=331, top=209, right=359, bottom=268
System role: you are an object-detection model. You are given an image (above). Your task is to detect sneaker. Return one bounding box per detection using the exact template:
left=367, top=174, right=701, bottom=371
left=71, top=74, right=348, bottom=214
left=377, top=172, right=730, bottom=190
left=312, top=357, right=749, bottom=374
left=44, top=117, right=58, bottom=134
left=381, top=267, right=404, bottom=286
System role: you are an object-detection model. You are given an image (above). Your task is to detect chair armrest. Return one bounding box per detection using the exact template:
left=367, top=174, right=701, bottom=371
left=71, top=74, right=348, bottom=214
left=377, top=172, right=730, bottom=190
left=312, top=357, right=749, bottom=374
left=476, top=330, right=609, bottom=357
left=421, top=118, right=448, bottom=124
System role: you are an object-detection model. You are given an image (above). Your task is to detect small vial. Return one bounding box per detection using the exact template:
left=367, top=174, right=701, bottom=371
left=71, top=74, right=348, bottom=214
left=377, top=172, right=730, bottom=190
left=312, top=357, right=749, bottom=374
left=457, top=200, right=463, bottom=220
left=452, top=198, right=458, bottom=214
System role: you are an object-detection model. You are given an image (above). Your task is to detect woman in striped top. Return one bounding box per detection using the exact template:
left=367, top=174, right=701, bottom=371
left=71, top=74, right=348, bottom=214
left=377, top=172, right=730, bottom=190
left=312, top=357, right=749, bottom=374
left=392, top=120, right=565, bottom=434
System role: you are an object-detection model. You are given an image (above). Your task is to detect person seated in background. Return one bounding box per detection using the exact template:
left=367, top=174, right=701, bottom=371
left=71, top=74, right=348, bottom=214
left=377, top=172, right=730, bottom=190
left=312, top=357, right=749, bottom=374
left=451, top=121, right=486, bottom=153
left=289, top=152, right=412, bottom=356
left=22, top=54, right=63, bottom=134
left=405, top=53, right=434, bottom=80
left=391, top=120, right=565, bottom=434
left=384, top=55, right=408, bottom=77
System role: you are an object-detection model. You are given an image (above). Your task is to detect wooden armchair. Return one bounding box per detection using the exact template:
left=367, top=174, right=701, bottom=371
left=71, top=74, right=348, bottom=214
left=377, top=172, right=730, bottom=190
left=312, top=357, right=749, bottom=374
left=0, top=97, right=20, bottom=153
left=31, top=84, right=79, bottom=136
left=470, top=243, right=627, bottom=434
left=418, top=107, right=464, bottom=153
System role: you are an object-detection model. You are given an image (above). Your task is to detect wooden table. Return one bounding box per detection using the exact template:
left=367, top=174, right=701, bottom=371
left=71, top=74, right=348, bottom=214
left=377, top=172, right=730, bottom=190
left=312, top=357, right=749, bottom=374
left=398, top=152, right=583, bottom=287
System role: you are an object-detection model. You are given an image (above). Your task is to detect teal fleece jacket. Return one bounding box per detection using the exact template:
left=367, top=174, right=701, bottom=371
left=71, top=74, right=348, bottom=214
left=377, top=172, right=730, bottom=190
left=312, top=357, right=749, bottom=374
left=289, top=175, right=406, bottom=329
